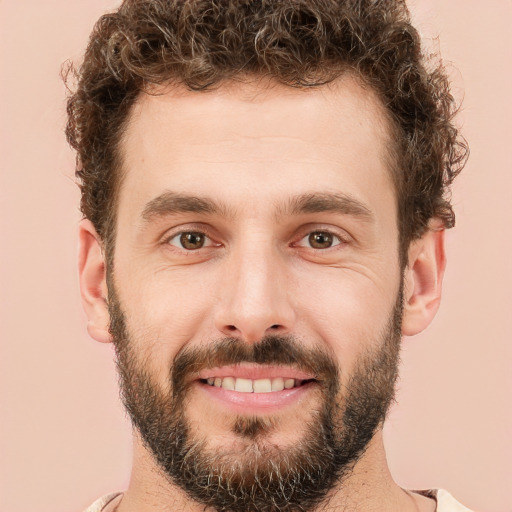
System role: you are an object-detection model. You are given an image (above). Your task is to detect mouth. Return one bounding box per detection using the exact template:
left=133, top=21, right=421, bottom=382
left=200, top=376, right=314, bottom=393
left=194, top=365, right=318, bottom=412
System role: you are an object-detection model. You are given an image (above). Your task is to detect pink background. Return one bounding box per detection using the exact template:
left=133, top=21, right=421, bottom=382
left=0, top=1, right=510, bottom=511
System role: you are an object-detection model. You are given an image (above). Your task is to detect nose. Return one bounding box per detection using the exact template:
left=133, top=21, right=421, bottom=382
left=214, top=243, right=296, bottom=343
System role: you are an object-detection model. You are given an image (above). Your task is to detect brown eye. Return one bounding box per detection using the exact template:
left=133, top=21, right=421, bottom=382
left=168, top=232, right=210, bottom=250
left=180, top=232, right=205, bottom=249
left=308, top=232, right=334, bottom=249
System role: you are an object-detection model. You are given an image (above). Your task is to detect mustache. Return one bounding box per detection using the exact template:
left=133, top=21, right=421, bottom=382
left=171, top=335, right=339, bottom=395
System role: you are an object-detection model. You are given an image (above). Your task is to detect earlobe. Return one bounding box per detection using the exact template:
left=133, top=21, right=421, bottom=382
left=401, top=223, right=446, bottom=337
left=78, top=219, right=112, bottom=344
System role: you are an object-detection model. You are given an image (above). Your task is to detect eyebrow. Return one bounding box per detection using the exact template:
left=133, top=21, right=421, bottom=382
left=141, top=190, right=373, bottom=223
left=282, top=192, right=374, bottom=221
left=141, top=191, right=233, bottom=222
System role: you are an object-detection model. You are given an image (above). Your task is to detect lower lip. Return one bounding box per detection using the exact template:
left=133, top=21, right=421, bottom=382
left=196, top=381, right=316, bottom=413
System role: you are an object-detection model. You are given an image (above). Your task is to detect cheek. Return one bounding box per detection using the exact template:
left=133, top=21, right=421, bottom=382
left=294, top=266, right=400, bottom=373
left=115, top=266, right=219, bottom=371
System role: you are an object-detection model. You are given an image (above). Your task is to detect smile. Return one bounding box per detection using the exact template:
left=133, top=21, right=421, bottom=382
left=195, top=365, right=318, bottom=412
left=201, top=376, right=311, bottom=393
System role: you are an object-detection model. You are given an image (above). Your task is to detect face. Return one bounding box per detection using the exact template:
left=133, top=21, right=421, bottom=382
left=108, top=76, right=404, bottom=510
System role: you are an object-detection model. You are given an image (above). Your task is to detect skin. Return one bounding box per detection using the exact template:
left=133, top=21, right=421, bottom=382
left=79, top=75, right=445, bottom=512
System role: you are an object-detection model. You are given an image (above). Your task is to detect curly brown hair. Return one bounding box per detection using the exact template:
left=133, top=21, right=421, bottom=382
left=65, top=0, right=467, bottom=262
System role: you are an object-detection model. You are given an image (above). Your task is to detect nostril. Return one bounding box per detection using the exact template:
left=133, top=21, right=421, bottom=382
left=270, top=325, right=280, bottom=330
left=226, top=325, right=237, bottom=331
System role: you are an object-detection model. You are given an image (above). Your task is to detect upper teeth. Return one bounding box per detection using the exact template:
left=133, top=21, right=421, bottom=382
left=205, top=377, right=299, bottom=393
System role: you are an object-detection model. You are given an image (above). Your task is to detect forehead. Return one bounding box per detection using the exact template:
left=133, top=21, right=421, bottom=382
left=117, top=75, right=395, bottom=224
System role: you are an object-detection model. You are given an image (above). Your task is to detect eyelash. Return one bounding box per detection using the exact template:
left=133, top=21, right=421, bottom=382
left=163, top=225, right=219, bottom=251
left=166, top=232, right=216, bottom=250
left=162, top=227, right=349, bottom=252
left=295, top=230, right=346, bottom=250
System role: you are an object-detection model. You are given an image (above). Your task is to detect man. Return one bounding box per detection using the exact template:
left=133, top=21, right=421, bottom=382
left=66, top=0, right=471, bottom=510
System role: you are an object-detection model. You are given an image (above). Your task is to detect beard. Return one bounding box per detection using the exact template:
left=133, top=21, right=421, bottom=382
left=108, top=283, right=403, bottom=512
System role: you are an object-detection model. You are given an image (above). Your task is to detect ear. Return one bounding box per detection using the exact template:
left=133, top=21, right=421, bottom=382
left=401, top=222, right=446, bottom=336
left=78, top=219, right=112, bottom=343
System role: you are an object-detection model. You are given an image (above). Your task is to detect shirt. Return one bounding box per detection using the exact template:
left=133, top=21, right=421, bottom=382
left=83, top=489, right=475, bottom=511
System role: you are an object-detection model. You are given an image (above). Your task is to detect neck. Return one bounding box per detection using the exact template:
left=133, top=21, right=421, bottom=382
left=115, top=430, right=435, bottom=512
